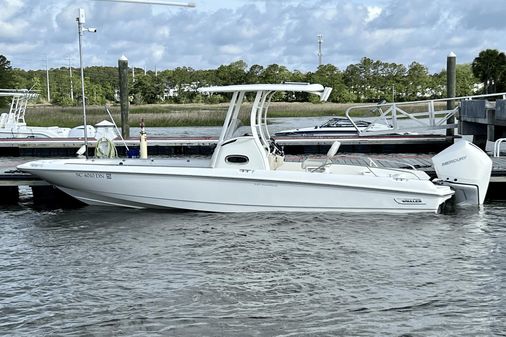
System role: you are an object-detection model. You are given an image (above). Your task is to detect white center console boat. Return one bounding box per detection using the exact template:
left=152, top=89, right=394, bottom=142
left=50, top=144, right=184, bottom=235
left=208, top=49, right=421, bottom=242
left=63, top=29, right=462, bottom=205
left=18, top=83, right=492, bottom=213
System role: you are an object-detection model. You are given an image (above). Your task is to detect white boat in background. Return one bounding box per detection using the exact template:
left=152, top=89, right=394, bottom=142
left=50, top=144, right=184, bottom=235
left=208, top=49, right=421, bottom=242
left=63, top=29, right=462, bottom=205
left=275, top=117, right=393, bottom=136
left=0, top=89, right=117, bottom=139
left=275, top=100, right=394, bottom=137
left=18, top=83, right=492, bottom=213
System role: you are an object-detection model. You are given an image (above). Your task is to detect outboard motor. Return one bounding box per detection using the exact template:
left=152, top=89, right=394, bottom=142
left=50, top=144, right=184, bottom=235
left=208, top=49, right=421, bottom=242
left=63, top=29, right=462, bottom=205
left=432, top=140, right=492, bottom=205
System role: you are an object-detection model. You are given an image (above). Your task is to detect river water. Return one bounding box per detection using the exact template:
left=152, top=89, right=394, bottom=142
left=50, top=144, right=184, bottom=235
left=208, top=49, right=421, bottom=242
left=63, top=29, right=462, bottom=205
left=1, top=118, right=505, bottom=336
left=1, top=190, right=505, bottom=336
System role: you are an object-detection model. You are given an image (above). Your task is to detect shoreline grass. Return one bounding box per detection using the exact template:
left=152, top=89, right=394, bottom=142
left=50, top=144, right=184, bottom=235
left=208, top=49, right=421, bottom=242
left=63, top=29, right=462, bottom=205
left=23, top=101, right=446, bottom=128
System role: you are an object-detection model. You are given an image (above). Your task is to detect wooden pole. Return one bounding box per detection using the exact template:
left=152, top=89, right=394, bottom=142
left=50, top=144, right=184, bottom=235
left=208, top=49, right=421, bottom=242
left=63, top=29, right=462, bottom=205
left=446, top=52, right=456, bottom=137
left=118, top=55, right=129, bottom=139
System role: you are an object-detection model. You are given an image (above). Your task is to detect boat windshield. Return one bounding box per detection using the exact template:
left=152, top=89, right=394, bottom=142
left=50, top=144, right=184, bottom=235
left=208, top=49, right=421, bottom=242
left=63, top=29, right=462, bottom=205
left=320, top=118, right=371, bottom=128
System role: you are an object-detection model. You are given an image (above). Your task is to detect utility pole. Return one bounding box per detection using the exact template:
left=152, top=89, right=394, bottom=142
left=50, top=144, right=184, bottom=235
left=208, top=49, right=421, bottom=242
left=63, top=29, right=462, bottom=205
left=132, top=67, right=135, bottom=83
left=68, top=57, right=74, bottom=102
left=317, top=34, right=323, bottom=67
left=45, top=56, right=51, bottom=102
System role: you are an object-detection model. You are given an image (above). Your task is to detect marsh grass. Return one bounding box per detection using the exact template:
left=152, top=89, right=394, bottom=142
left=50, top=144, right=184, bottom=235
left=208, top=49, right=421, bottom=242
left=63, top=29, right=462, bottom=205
left=24, top=101, right=447, bottom=127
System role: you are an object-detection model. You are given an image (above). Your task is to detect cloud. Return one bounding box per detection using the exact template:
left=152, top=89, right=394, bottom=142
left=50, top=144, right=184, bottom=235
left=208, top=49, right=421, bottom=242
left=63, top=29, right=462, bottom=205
left=2, top=0, right=506, bottom=74
left=0, top=0, right=29, bottom=41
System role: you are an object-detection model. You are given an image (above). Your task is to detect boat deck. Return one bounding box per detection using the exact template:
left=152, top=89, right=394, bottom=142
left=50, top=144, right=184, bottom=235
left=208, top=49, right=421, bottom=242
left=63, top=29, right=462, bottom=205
left=3, top=156, right=506, bottom=186
left=328, top=155, right=506, bottom=182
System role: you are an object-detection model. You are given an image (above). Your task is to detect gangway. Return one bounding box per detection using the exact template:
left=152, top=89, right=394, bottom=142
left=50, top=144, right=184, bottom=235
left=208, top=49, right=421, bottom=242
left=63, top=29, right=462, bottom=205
left=345, top=92, right=506, bottom=136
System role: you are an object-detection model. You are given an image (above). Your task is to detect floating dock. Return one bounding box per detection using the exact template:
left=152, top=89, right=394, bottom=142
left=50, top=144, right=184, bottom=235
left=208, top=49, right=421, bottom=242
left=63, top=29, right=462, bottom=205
left=0, top=134, right=452, bottom=156
left=2, top=154, right=506, bottom=206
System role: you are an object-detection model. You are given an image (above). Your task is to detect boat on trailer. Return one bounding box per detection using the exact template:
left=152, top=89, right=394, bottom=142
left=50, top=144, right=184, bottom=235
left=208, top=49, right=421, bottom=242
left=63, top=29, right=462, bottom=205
left=18, top=83, right=492, bottom=213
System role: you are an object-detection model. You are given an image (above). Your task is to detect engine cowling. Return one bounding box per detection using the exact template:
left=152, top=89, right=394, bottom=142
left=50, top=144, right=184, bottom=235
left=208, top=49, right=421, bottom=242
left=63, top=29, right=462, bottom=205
left=432, top=140, right=492, bottom=205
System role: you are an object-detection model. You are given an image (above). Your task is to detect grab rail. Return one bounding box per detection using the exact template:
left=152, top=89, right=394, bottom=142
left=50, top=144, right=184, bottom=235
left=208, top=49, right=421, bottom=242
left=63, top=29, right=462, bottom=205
left=344, top=92, right=506, bottom=136
left=493, top=138, right=506, bottom=157
left=327, top=155, right=424, bottom=180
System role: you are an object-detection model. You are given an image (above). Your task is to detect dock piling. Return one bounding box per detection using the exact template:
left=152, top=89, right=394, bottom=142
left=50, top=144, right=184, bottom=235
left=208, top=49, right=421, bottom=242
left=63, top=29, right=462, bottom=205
left=118, top=55, right=130, bottom=139
left=446, top=52, right=456, bottom=137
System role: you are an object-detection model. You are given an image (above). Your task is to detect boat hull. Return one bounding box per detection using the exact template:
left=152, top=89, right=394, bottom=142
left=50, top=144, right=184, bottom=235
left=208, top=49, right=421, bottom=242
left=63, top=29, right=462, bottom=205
left=18, top=159, right=453, bottom=213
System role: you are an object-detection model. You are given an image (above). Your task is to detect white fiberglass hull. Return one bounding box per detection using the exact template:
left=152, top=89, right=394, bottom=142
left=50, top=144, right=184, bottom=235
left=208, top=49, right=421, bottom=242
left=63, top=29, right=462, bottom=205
left=18, top=159, right=453, bottom=213
left=275, top=123, right=392, bottom=137
left=0, top=126, right=71, bottom=138
left=276, top=126, right=365, bottom=136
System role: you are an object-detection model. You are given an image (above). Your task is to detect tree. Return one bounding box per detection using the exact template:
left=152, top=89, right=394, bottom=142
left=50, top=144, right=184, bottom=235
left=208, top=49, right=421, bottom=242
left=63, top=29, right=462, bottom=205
left=0, top=55, right=14, bottom=107
left=404, top=62, right=432, bottom=100
left=378, top=62, right=406, bottom=102
left=471, top=49, right=506, bottom=93
left=259, top=64, right=291, bottom=84
left=456, top=64, right=479, bottom=97
left=343, top=57, right=407, bottom=102
left=309, top=64, right=353, bottom=102
left=245, top=64, right=264, bottom=84
left=132, top=74, right=164, bottom=104
left=216, top=60, right=247, bottom=85
left=259, top=64, right=292, bottom=101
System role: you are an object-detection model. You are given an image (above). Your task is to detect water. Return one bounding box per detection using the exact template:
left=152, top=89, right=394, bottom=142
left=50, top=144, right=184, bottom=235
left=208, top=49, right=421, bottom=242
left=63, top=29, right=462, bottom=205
left=1, top=190, right=505, bottom=336
left=130, top=117, right=322, bottom=138
left=1, top=119, right=503, bottom=336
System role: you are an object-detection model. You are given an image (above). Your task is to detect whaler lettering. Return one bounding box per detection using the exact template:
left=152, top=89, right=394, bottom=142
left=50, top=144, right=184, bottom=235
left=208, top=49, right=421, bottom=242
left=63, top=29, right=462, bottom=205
left=75, top=172, right=111, bottom=179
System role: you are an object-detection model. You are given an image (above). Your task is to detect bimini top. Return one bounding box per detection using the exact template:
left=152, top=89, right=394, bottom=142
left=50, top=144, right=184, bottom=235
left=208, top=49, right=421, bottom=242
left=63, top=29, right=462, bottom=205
left=198, top=83, right=331, bottom=101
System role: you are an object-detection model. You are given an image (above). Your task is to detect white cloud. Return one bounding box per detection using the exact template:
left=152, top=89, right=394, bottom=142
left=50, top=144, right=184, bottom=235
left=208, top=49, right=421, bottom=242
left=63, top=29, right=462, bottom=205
left=1, top=0, right=506, bottom=74
left=366, top=6, right=382, bottom=23
left=0, top=0, right=25, bottom=20
left=219, top=44, right=243, bottom=55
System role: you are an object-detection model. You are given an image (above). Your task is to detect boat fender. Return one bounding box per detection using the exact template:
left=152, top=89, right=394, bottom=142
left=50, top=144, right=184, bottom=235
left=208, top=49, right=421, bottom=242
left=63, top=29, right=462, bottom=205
left=327, top=141, right=341, bottom=159
left=140, top=119, right=148, bottom=159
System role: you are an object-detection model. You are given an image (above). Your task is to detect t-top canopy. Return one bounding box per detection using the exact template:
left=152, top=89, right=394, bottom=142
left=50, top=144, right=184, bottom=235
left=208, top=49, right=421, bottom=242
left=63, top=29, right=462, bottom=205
left=198, top=83, right=331, bottom=101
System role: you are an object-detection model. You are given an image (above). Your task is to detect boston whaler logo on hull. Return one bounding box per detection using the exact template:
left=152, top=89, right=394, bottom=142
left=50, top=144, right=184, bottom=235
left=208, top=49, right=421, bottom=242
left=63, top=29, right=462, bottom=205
left=75, top=172, right=112, bottom=179
left=394, top=198, right=425, bottom=205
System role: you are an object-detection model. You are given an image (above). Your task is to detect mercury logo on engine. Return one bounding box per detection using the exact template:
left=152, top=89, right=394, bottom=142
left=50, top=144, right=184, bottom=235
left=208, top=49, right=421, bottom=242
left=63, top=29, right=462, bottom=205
left=441, top=156, right=467, bottom=166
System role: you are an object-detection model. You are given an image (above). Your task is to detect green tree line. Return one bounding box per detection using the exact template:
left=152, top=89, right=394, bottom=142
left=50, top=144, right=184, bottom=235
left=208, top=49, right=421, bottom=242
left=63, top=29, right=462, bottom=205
left=1, top=49, right=506, bottom=107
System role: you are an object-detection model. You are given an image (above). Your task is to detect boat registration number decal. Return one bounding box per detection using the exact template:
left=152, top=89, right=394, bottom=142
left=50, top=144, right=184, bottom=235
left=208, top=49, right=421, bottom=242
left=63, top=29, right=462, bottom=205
left=75, top=172, right=112, bottom=179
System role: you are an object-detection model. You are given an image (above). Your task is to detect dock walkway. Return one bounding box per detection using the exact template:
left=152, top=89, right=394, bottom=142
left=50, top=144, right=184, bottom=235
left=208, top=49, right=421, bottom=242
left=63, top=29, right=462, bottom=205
left=0, top=134, right=452, bottom=156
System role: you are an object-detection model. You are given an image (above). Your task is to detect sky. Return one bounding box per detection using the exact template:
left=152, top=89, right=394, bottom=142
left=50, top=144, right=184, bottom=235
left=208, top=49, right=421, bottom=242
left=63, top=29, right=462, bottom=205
left=1, top=0, right=505, bottom=74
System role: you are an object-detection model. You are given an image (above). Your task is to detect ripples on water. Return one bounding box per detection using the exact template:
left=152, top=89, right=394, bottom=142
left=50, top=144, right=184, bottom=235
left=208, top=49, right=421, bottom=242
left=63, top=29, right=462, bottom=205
left=1, top=195, right=505, bottom=336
